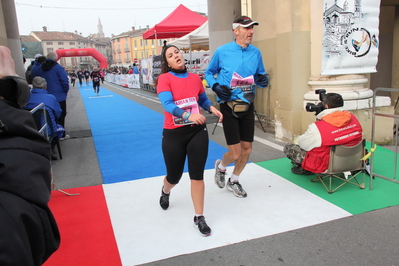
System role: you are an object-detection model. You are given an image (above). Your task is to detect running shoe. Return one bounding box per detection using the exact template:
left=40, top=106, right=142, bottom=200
left=226, top=178, right=247, bottom=198
left=193, top=216, right=212, bottom=237
left=159, top=188, right=170, bottom=210
left=60, top=134, right=70, bottom=141
left=214, top=159, right=226, bottom=188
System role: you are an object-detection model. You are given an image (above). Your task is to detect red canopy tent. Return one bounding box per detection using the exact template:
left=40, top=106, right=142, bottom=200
left=142, top=4, right=208, bottom=40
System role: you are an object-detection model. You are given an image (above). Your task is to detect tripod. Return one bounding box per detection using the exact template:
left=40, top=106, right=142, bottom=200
left=212, top=108, right=267, bottom=135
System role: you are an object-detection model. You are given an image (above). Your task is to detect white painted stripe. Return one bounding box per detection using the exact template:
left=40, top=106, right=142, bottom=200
left=254, top=135, right=285, bottom=151
left=215, top=123, right=285, bottom=151
left=88, top=95, right=113, bottom=99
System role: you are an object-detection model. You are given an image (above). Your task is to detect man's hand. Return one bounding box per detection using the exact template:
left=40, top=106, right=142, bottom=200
left=212, top=83, right=232, bottom=102
left=0, top=46, right=17, bottom=79
left=255, top=74, right=269, bottom=88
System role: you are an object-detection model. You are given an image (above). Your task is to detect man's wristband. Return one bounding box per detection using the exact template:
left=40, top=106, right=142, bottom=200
left=183, top=112, right=191, bottom=122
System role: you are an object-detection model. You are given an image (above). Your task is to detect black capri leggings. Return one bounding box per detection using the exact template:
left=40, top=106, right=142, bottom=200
left=162, top=124, right=209, bottom=185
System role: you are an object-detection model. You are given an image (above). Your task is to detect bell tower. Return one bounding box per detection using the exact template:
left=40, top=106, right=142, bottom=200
left=97, top=18, right=104, bottom=38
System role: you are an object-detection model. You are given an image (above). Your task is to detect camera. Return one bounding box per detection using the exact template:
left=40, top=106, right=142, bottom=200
left=305, top=89, right=326, bottom=115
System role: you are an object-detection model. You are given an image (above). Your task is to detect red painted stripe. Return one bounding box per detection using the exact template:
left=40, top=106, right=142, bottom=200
left=44, top=185, right=122, bottom=266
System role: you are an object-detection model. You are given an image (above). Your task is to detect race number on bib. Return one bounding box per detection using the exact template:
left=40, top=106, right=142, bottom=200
left=173, top=97, right=200, bottom=125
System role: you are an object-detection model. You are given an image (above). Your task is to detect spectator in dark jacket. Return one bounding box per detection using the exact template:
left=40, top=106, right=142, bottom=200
left=0, top=45, right=60, bottom=266
left=31, top=51, right=70, bottom=139
left=30, top=54, right=46, bottom=81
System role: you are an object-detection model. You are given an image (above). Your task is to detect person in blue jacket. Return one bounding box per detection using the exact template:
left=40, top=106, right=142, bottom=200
left=24, top=76, right=65, bottom=160
left=31, top=51, right=70, bottom=140
left=205, top=15, right=269, bottom=198
left=29, top=54, right=46, bottom=81
left=133, top=63, right=140, bottom=74
left=24, top=76, right=64, bottom=139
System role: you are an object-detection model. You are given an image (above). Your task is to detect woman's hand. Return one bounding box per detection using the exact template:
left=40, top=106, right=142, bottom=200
left=210, top=106, right=223, bottom=123
left=187, top=113, right=206, bottom=125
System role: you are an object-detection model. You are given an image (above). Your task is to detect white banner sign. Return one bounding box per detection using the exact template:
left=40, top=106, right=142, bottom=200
left=128, top=74, right=140, bottom=89
left=321, top=0, right=381, bottom=75
left=141, top=58, right=153, bottom=85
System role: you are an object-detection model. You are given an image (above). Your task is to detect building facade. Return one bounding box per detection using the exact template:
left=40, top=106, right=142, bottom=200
left=26, top=26, right=111, bottom=71
left=110, top=27, right=170, bottom=67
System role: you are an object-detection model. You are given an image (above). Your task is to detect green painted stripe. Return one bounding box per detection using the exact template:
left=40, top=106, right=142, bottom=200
left=255, top=144, right=399, bottom=215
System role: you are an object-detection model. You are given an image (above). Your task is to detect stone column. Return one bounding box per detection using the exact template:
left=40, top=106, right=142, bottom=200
left=306, top=74, right=374, bottom=109
left=1, top=0, right=24, bottom=77
left=207, top=0, right=241, bottom=55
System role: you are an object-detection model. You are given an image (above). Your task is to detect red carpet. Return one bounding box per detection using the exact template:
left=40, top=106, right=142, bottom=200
left=44, top=185, right=122, bottom=266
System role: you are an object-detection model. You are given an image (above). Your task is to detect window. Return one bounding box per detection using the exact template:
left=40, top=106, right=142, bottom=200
left=58, top=42, right=64, bottom=45
left=47, top=48, right=54, bottom=53
left=140, top=39, right=142, bottom=46
left=69, top=42, right=75, bottom=45
left=125, top=37, right=128, bottom=41
left=60, top=58, right=66, bottom=66
left=134, top=40, right=137, bottom=47
left=152, top=40, right=154, bottom=45
left=71, top=58, right=77, bottom=66
left=46, top=42, right=53, bottom=45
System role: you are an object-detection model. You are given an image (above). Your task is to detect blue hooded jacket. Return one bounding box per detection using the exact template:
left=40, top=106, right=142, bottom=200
left=31, top=59, right=69, bottom=102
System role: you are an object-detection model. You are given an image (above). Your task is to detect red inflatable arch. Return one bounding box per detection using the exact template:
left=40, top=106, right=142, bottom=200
left=55, top=48, right=108, bottom=70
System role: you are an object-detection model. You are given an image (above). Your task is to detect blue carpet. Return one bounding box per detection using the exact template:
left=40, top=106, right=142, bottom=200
left=78, top=85, right=227, bottom=184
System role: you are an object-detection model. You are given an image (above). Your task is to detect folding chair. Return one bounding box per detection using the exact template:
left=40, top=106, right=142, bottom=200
left=30, top=106, right=62, bottom=159
left=311, top=139, right=366, bottom=194
left=30, top=103, right=79, bottom=196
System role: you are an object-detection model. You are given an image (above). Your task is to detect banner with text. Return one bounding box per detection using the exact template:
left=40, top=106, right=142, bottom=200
left=321, top=0, right=381, bottom=75
left=183, top=52, right=210, bottom=76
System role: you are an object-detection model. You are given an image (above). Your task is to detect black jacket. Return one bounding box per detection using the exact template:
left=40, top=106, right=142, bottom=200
left=0, top=100, right=60, bottom=266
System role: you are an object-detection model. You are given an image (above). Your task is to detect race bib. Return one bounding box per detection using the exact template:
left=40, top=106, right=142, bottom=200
left=172, top=97, right=200, bottom=125
left=230, top=72, right=254, bottom=92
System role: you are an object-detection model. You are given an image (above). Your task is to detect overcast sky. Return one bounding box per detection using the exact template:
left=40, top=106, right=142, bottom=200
left=15, top=0, right=208, bottom=37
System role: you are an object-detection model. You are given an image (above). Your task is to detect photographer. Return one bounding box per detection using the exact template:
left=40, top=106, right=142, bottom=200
left=284, top=93, right=363, bottom=175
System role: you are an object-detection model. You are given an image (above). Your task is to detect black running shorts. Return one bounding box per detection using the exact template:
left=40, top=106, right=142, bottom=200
left=162, top=124, right=209, bottom=185
left=220, top=102, right=255, bottom=145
